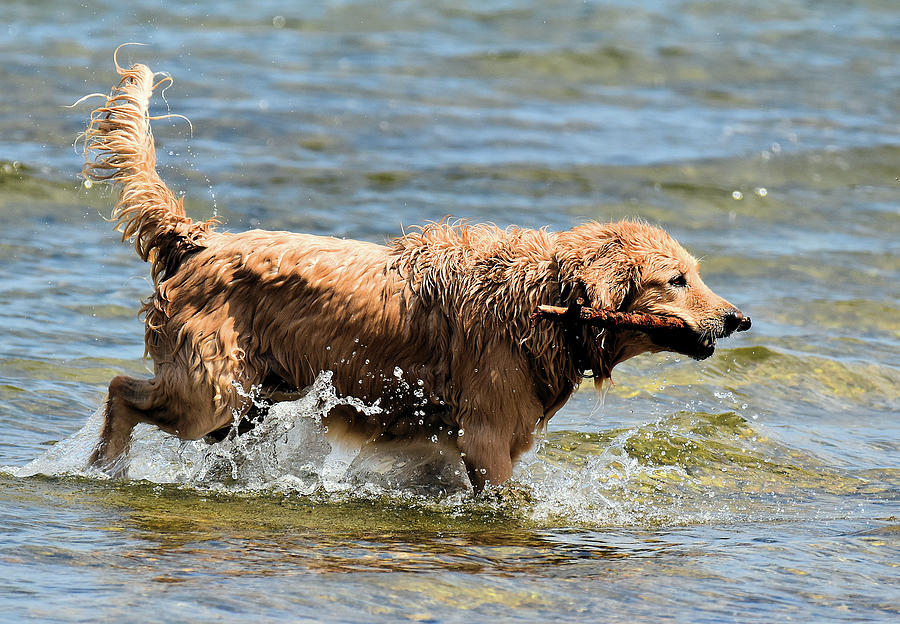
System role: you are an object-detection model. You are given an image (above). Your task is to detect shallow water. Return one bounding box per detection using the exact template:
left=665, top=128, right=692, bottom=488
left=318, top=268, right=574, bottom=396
left=1, top=1, right=898, bottom=622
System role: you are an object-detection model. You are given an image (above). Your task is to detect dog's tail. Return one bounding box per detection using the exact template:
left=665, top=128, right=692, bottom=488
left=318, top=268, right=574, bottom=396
left=83, top=54, right=215, bottom=283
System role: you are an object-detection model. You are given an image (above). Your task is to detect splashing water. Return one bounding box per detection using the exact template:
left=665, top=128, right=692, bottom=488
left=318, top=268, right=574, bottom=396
left=13, top=372, right=470, bottom=497
left=9, top=372, right=859, bottom=526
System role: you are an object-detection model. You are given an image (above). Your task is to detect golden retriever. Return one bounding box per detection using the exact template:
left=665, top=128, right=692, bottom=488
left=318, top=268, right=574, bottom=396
left=82, top=61, right=748, bottom=492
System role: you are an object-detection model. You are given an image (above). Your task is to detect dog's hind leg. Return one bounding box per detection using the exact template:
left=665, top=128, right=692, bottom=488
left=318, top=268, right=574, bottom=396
left=90, top=375, right=157, bottom=474
left=89, top=368, right=242, bottom=475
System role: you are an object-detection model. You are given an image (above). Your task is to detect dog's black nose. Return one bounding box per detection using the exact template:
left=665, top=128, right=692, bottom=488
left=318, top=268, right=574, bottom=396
left=723, top=309, right=750, bottom=335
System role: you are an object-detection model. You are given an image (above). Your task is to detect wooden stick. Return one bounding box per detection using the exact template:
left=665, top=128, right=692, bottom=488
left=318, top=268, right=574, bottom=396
left=533, top=303, right=691, bottom=333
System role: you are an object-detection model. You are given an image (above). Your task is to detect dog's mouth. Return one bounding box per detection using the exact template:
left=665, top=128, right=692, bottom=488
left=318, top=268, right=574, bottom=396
left=649, top=326, right=718, bottom=360
left=647, top=313, right=750, bottom=361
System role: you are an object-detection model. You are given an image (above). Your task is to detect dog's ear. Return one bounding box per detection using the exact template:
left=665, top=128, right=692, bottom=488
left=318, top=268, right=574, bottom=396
left=579, top=258, right=640, bottom=311
left=557, top=240, right=641, bottom=311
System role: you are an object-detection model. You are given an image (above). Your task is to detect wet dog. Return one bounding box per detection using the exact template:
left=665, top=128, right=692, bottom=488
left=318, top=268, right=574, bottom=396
left=83, top=60, right=748, bottom=492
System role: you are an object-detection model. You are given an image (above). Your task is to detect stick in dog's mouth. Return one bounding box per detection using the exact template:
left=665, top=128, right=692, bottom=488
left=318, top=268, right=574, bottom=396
left=534, top=302, right=750, bottom=360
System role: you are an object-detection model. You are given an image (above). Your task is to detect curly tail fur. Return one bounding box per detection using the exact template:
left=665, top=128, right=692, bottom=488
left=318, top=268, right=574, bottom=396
left=83, top=58, right=214, bottom=283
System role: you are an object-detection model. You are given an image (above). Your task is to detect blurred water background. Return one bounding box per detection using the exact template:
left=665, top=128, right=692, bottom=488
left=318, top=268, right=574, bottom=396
left=1, top=1, right=898, bottom=622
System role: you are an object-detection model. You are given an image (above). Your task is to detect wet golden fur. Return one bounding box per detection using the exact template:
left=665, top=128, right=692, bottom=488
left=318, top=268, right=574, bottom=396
left=83, top=61, right=746, bottom=491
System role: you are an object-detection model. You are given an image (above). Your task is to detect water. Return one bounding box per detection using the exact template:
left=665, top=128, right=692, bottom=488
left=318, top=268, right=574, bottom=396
left=1, top=1, right=898, bottom=621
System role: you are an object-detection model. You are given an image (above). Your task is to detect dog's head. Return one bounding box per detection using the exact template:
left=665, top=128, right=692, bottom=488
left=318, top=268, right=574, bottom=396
left=555, top=221, right=749, bottom=366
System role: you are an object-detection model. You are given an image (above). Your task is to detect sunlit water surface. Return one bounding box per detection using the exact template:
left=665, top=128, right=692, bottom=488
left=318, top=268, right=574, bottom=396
left=1, top=1, right=898, bottom=622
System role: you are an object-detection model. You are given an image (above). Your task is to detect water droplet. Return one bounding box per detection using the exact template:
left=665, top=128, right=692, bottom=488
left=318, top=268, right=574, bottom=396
left=732, top=190, right=743, bottom=200
left=272, top=15, right=286, bottom=28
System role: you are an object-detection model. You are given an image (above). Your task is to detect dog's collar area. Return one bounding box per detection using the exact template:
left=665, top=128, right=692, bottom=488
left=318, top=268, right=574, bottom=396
left=556, top=297, right=599, bottom=377
left=551, top=269, right=594, bottom=376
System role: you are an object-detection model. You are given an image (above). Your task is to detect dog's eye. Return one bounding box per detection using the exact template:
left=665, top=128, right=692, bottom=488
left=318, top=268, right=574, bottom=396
left=668, top=274, right=688, bottom=288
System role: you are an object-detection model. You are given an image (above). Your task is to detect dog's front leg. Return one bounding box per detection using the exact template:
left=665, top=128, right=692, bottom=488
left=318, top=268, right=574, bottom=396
left=455, top=419, right=516, bottom=494
left=452, top=372, right=543, bottom=493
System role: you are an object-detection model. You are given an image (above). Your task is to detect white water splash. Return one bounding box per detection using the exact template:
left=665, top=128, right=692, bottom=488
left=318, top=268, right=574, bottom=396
left=514, top=428, right=699, bottom=525
left=12, top=372, right=470, bottom=497
left=12, top=404, right=109, bottom=479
